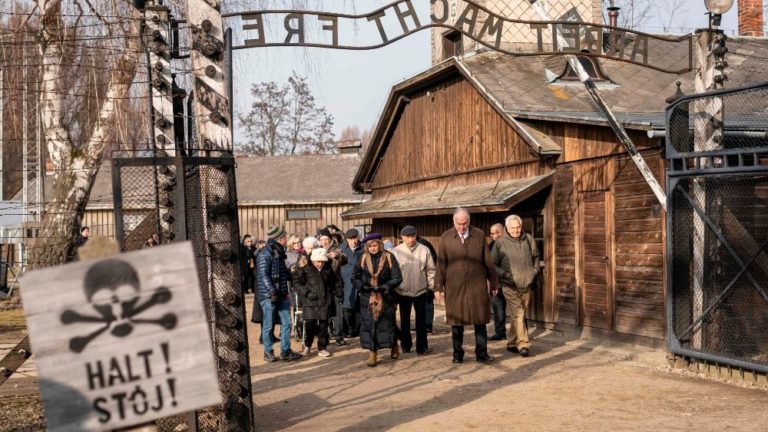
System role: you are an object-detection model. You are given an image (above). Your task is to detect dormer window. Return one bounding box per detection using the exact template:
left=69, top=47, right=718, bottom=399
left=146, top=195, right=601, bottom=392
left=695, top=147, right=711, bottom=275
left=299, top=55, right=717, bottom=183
left=559, top=56, right=607, bottom=81
left=442, top=30, right=463, bottom=60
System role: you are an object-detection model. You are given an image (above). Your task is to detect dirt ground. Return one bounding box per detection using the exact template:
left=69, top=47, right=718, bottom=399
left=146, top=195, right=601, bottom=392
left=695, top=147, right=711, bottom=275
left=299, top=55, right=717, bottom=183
left=3, top=301, right=768, bottom=431
left=245, top=295, right=768, bottom=432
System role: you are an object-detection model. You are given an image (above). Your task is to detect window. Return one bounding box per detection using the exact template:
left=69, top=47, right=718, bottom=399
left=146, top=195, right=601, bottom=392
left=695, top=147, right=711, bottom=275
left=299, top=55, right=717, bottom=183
left=559, top=56, right=607, bottom=82
left=286, top=208, right=321, bottom=220
left=442, top=30, right=463, bottom=60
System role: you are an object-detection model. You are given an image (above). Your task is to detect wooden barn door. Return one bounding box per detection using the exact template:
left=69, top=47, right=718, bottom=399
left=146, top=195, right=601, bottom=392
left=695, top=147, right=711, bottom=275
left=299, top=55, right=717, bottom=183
left=576, top=160, right=615, bottom=331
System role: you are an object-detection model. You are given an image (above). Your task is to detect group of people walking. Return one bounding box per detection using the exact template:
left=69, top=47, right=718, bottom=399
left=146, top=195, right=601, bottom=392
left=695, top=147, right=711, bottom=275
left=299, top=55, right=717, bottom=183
left=242, top=207, right=539, bottom=367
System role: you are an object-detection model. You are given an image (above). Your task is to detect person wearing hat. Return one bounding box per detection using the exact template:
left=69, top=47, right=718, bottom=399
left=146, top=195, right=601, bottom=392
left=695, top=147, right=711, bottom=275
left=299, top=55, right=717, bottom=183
left=362, top=232, right=383, bottom=243
left=352, top=234, right=403, bottom=367
left=294, top=248, right=342, bottom=357
left=256, top=225, right=302, bottom=362
left=392, top=226, right=435, bottom=355
left=340, top=228, right=363, bottom=338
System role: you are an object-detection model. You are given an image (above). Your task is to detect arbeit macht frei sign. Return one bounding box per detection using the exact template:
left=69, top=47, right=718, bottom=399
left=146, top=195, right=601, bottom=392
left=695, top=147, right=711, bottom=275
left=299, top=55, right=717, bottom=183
left=223, top=0, right=692, bottom=74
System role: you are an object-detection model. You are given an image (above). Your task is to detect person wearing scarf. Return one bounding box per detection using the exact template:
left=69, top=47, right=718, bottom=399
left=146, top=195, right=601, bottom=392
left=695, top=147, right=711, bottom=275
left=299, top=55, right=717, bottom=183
left=352, top=233, right=403, bottom=367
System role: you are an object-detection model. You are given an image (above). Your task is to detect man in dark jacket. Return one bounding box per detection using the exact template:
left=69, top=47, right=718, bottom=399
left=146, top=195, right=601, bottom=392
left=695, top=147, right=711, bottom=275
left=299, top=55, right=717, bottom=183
left=75, top=226, right=90, bottom=248
left=256, top=226, right=302, bottom=362
left=340, top=228, right=363, bottom=338
left=491, top=214, right=539, bottom=357
left=488, top=223, right=507, bottom=341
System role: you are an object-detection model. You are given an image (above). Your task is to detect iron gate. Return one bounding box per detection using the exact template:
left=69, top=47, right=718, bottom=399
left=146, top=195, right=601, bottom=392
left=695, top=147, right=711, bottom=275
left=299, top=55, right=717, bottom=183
left=666, top=81, right=768, bottom=373
left=111, top=151, right=253, bottom=430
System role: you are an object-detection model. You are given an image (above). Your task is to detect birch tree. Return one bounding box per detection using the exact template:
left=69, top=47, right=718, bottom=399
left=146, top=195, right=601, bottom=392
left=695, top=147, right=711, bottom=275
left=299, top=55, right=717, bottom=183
left=29, top=0, right=142, bottom=268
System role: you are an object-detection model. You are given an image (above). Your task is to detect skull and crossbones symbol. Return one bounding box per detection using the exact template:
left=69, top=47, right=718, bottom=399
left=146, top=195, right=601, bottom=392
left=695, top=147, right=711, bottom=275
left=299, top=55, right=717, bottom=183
left=61, top=259, right=177, bottom=353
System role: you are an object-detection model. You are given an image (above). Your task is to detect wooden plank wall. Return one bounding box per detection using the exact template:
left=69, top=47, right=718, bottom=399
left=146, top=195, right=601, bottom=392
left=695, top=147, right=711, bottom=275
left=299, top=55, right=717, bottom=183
left=238, top=203, right=371, bottom=241
left=371, top=76, right=548, bottom=199
left=554, top=165, right=578, bottom=325
left=574, top=158, right=616, bottom=331
left=613, top=152, right=665, bottom=339
left=83, top=209, right=116, bottom=238
left=553, top=148, right=665, bottom=339
left=85, top=204, right=371, bottom=244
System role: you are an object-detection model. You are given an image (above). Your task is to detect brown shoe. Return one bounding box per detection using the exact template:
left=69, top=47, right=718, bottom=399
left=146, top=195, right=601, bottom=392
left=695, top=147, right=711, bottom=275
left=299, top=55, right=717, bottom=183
left=366, top=351, right=378, bottom=367
left=390, top=342, right=400, bottom=360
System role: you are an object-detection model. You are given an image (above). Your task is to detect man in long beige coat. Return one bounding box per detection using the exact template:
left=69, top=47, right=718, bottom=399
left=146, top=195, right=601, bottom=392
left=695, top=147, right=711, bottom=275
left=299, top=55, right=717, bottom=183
left=435, top=208, right=500, bottom=364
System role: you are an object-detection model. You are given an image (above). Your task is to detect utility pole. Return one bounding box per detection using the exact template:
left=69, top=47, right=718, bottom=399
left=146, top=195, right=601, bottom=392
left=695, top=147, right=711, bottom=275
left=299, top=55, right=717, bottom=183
left=35, top=49, right=44, bottom=222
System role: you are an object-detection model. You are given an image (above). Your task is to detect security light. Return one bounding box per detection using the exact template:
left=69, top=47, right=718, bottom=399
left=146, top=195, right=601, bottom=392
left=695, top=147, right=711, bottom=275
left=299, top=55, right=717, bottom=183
left=704, top=0, right=734, bottom=15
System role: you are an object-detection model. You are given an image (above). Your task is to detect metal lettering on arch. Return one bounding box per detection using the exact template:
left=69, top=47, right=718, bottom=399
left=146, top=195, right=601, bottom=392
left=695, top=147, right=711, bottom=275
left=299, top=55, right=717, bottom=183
left=223, top=0, right=693, bottom=74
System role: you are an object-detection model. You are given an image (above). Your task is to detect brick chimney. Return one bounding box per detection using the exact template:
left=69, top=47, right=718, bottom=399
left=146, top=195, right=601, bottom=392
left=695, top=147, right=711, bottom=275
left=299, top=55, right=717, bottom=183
left=739, top=0, right=764, bottom=37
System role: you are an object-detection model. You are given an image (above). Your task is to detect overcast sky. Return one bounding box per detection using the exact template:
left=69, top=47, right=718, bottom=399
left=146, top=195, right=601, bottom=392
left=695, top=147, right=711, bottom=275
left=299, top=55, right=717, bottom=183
left=227, top=0, right=740, bottom=142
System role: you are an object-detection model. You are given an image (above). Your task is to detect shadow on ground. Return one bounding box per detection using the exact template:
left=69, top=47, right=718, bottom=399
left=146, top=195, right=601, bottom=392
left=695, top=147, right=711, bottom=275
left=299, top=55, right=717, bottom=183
left=248, top=313, right=597, bottom=431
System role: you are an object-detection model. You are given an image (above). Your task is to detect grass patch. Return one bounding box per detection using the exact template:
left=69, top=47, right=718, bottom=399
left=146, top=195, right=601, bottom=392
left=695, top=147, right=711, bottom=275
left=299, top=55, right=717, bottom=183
left=0, top=308, right=27, bottom=333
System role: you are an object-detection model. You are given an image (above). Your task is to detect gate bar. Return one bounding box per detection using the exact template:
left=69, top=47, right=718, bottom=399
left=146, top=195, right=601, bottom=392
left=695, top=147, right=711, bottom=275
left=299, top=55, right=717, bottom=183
left=675, top=184, right=768, bottom=302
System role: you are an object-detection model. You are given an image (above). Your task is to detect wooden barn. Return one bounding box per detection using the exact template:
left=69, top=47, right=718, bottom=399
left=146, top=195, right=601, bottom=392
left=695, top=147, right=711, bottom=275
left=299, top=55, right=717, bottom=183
left=342, top=38, right=768, bottom=342
left=233, top=151, right=370, bottom=240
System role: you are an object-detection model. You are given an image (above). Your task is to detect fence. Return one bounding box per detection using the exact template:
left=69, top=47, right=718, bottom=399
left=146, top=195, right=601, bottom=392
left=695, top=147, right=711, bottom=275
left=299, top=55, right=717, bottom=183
left=112, top=151, right=253, bottom=431
left=666, top=81, right=768, bottom=373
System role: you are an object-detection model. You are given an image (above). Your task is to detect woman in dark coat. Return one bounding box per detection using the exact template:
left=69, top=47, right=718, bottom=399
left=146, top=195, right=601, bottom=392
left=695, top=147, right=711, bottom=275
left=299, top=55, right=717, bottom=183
left=352, top=235, right=403, bottom=367
left=294, top=248, right=342, bottom=357
left=240, top=235, right=257, bottom=295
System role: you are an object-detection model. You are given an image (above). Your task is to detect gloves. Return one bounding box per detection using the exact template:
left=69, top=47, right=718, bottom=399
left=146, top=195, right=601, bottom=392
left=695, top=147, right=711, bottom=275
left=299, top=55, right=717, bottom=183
left=270, top=291, right=280, bottom=303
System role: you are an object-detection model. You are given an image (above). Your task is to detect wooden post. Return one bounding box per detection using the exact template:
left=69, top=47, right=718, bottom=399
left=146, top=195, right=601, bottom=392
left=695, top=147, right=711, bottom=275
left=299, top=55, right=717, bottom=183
left=690, top=29, right=724, bottom=349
